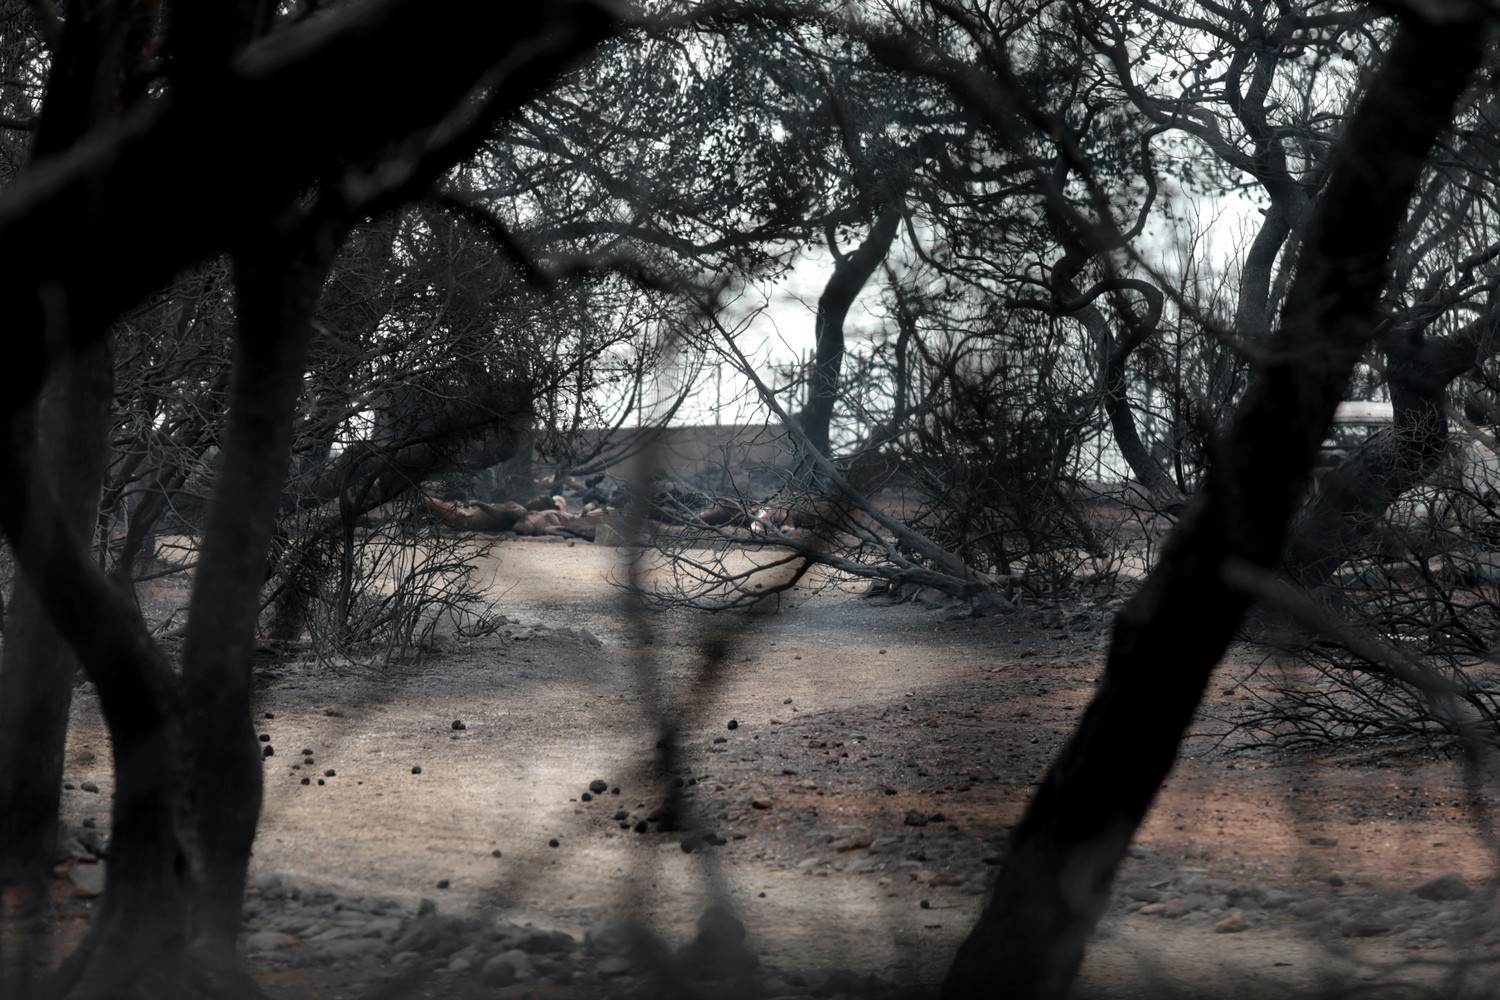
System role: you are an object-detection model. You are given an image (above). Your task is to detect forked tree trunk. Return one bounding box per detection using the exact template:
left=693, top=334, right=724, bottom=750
left=943, top=17, right=1484, bottom=999
left=803, top=196, right=905, bottom=458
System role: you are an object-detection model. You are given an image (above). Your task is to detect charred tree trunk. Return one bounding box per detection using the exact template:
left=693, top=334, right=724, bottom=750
left=803, top=196, right=904, bottom=458
left=0, top=409, right=193, bottom=1000
left=0, top=343, right=114, bottom=1000
left=0, top=341, right=113, bottom=888
left=0, top=0, right=133, bottom=969
left=942, top=18, right=1484, bottom=1000
left=1283, top=295, right=1500, bottom=587
left=1283, top=362, right=1449, bottom=587
left=176, top=232, right=326, bottom=980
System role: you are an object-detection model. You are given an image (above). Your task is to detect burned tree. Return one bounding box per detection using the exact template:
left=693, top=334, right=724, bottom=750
left=0, top=2, right=618, bottom=995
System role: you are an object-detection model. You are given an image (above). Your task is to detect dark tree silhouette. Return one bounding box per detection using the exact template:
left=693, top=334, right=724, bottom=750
left=940, top=11, right=1487, bottom=999
left=0, top=2, right=618, bottom=995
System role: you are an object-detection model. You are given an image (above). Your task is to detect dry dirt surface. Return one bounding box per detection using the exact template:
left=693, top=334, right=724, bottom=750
left=45, top=538, right=1500, bottom=998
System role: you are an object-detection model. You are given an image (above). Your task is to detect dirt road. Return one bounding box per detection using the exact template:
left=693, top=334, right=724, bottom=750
left=52, top=540, right=1500, bottom=997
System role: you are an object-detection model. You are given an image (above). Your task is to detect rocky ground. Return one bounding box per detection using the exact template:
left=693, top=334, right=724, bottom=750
left=38, top=539, right=1500, bottom=998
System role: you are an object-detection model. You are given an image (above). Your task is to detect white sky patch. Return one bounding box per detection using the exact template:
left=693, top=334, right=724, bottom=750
left=666, top=248, right=888, bottom=427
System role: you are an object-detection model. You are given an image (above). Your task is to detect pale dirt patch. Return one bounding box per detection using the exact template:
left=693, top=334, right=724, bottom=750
left=50, top=539, right=1500, bottom=997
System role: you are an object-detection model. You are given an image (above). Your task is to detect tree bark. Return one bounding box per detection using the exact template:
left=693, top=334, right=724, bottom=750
left=0, top=343, right=114, bottom=1000
left=1282, top=294, right=1500, bottom=587
left=943, top=17, right=1484, bottom=1000
left=176, top=232, right=326, bottom=980
left=803, top=197, right=904, bottom=458
left=0, top=414, right=193, bottom=1000
left=0, top=0, right=128, bottom=961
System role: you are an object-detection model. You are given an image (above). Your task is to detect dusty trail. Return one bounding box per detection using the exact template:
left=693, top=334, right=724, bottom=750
left=51, top=540, right=1500, bottom=997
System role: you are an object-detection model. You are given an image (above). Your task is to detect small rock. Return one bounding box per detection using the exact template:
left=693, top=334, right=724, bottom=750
left=1213, top=912, right=1248, bottom=934
left=1415, top=872, right=1472, bottom=901
left=517, top=928, right=575, bottom=954
left=245, top=930, right=295, bottom=951
left=80, top=782, right=99, bottom=794
left=68, top=862, right=105, bottom=897
left=903, top=810, right=929, bottom=827
left=1308, top=836, right=1338, bottom=848
left=451, top=720, right=466, bottom=731
left=251, top=874, right=285, bottom=898
left=1291, top=898, right=1329, bottom=919
left=480, top=956, right=516, bottom=988
left=1344, top=916, right=1394, bottom=938
left=590, top=779, right=609, bottom=794
left=490, top=948, right=534, bottom=979
left=411, top=765, right=422, bottom=775
left=586, top=916, right=634, bottom=957
left=597, top=954, right=632, bottom=977
left=727, top=720, right=739, bottom=730
left=323, top=938, right=385, bottom=960
left=678, top=905, right=757, bottom=979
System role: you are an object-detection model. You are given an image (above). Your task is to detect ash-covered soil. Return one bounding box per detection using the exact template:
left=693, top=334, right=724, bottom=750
left=44, top=540, right=1500, bottom=998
